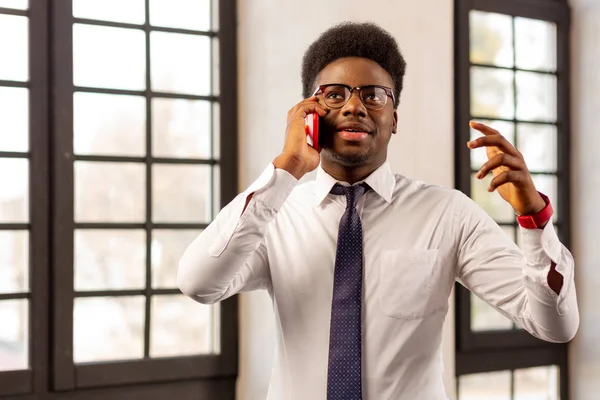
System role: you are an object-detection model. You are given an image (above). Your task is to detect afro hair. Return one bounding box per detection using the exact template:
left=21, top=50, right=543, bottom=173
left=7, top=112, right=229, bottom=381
left=301, top=22, right=407, bottom=108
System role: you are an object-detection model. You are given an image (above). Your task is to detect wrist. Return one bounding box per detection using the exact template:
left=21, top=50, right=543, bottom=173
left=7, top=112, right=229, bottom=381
left=517, top=194, right=547, bottom=216
left=516, top=192, right=553, bottom=229
left=273, top=154, right=305, bottom=180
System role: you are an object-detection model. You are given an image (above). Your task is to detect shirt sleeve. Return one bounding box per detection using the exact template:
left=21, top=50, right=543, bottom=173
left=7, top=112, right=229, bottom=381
left=177, top=163, right=299, bottom=304
left=454, top=191, right=579, bottom=343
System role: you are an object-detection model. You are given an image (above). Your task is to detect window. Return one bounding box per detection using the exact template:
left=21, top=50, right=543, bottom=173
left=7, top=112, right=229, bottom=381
left=0, top=0, right=238, bottom=398
left=454, top=0, right=570, bottom=399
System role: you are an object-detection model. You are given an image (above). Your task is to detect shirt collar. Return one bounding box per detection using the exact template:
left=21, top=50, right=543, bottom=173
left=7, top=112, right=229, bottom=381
left=313, top=161, right=395, bottom=207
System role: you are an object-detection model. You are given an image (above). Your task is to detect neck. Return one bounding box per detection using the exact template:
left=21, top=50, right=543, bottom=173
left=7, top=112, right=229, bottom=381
left=321, top=159, right=384, bottom=184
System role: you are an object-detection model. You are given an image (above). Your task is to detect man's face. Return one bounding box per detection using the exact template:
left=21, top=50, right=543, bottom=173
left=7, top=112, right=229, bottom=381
left=315, top=57, right=398, bottom=169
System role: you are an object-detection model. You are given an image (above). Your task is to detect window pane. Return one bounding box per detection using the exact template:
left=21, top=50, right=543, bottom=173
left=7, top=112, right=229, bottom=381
left=73, top=0, right=146, bottom=24
left=517, top=123, right=557, bottom=172
left=74, top=92, right=146, bottom=157
left=75, top=161, right=146, bottom=223
left=0, top=0, right=27, bottom=9
left=152, top=98, right=211, bottom=159
left=0, top=15, right=27, bottom=82
left=469, top=119, right=514, bottom=171
left=212, top=102, right=220, bottom=159
left=514, top=365, right=559, bottom=400
left=152, top=165, right=211, bottom=223
left=516, top=71, right=557, bottom=122
left=74, top=296, right=144, bottom=363
left=0, top=299, right=28, bottom=371
left=470, top=66, right=514, bottom=119
left=150, top=295, right=215, bottom=357
left=471, top=173, right=515, bottom=223
left=152, top=229, right=201, bottom=288
left=73, top=24, right=146, bottom=90
left=212, top=37, right=219, bottom=95
left=213, top=165, right=220, bottom=218
left=459, top=370, right=511, bottom=400
left=0, top=87, right=28, bottom=152
left=0, top=230, right=28, bottom=294
left=531, top=174, right=558, bottom=222
left=469, top=11, right=513, bottom=67
left=0, top=158, right=28, bottom=223
left=75, top=230, right=146, bottom=291
left=471, top=293, right=513, bottom=332
left=149, top=0, right=210, bottom=31
left=150, top=32, right=211, bottom=96
left=515, top=18, right=557, bottom=72
left=211, top=0, right=219, bottom=31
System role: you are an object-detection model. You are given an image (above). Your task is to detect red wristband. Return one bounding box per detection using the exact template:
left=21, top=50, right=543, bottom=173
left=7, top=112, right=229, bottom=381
left=516, top=192, right=553, bottom=229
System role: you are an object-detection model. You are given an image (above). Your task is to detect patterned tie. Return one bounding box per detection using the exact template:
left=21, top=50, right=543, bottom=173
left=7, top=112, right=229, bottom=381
left=327, top=183, right=368, bottom=400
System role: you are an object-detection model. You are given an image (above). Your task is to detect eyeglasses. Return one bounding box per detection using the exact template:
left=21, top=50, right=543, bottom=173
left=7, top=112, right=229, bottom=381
left=311, top=84, right=395, bottom=111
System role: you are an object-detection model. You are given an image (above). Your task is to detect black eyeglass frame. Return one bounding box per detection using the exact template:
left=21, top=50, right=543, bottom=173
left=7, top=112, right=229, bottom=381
left=311, top=83, right=396, bottom=110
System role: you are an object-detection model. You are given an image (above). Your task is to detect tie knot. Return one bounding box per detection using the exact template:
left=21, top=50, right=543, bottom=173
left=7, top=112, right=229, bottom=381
left=330, top=183, right=368, bottom=208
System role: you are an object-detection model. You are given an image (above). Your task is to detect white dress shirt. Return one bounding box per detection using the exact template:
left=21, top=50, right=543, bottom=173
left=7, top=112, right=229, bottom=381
left=178, top=161, right=579, bottom=400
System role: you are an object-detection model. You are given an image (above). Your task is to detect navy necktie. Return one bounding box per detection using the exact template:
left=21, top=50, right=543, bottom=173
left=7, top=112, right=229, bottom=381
left=327, top=183, right=367, bottom=400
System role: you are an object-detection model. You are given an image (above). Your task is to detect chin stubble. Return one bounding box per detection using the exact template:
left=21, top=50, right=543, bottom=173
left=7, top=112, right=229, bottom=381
left=321, top=147, right=372, bottom=167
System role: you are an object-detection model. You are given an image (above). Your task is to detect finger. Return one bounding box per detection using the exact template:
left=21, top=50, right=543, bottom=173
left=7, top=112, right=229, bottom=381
left=287, top=96, right=319, bottom=119
left=292, top=102, right=329, bottom=121
left=288, top=96, right=319, bottom=119
left=288, top=97, right=329, bottom=121
left=285, top=101, right=329, bottom=146
left=488, top=170, right=525, bottom=192
left=470, top=121, right=500, bottom=136
left=477, top=153, right=525, bottom=179
left=467, top=134, right=520, bottom=158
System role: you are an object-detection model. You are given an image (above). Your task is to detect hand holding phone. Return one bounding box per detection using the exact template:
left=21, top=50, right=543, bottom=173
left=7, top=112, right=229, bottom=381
left=304, top=113, right=320, bottom=151
left=272, top=96, right=327, bottom=180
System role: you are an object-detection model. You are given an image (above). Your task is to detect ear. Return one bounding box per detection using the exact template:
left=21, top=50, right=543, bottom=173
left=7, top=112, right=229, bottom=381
left=392, top=110, right=398, bottom=134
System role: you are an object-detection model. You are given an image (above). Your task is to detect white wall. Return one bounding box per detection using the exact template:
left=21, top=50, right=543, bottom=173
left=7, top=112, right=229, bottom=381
left=236, top=1, right=455, bottom=399
left=569, top=0, right=600, bottom=398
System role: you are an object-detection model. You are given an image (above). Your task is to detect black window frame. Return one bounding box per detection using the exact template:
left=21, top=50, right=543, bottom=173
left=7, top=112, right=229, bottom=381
left=0, top=1, right=50, bottom=396
left=454, top=0, right=571, bottom=398
left=0, top=0, right=239, bottom=398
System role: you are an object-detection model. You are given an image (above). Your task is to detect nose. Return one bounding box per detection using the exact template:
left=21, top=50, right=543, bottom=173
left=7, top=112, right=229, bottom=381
left=341, top=90, right=367, bottom=117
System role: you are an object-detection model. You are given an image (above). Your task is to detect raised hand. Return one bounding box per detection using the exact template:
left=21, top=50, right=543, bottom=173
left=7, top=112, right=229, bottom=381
left=273, top=96, right=329, bottom=180
left=467, top=121, right=546, bottom=216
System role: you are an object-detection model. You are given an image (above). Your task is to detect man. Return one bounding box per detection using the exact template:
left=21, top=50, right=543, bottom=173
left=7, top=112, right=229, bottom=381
left=178, top=22, right=579, bottom=399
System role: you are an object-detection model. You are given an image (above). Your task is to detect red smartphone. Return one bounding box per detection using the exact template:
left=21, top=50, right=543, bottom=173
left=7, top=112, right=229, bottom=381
left=304, top=113, right=320, bottom=151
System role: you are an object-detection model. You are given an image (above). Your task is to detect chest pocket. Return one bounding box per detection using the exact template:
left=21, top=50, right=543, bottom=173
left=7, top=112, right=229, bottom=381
left=378, top=249, right=443, bottom=320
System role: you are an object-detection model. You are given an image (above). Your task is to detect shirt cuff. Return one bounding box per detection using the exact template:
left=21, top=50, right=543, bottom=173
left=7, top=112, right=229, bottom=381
left=245, top=163, right=299, bottom=211
left=519, top=222, right=561, bottom=264
left=519, top=222, right=574, bottom=316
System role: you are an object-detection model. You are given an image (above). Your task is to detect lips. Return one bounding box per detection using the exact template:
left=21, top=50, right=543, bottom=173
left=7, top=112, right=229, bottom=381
left=336, top=123, right=372, bottom=134
left=336, top=123, right=372, bottom=141
left=338, top=130, right=369, bottom=141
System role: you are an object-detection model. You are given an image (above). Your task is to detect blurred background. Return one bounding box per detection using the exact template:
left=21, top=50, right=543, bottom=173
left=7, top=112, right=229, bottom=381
left=0, top=0, right=598, bottom=399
